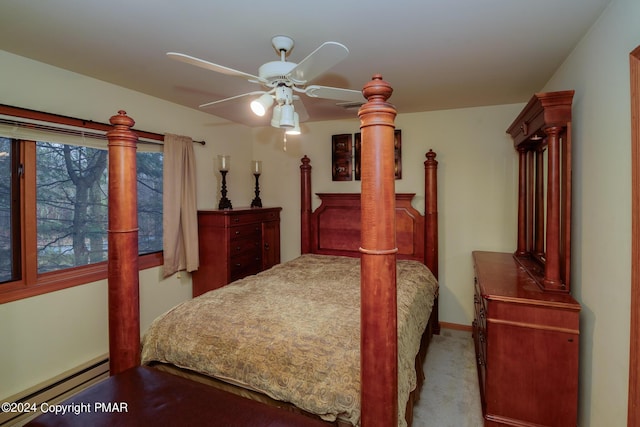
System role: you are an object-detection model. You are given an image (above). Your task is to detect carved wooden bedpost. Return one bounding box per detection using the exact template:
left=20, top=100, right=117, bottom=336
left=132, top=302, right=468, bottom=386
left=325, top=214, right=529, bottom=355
left=358, top=75, right=398, bottom=427
left=107, top=111, right=140, bottom=375
left=300, top=155, right=312, bottom=254
left=424, top=150, right=441, bottom=336
left=424, top=150, right=439, bottom=279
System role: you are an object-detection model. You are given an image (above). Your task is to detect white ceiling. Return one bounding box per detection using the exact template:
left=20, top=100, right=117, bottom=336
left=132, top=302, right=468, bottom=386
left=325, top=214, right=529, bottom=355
left=0, top=0, right=611, bottom=128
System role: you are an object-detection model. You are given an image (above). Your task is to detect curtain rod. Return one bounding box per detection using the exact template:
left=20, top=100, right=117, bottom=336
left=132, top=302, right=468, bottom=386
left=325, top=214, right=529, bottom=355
left=0, top=104, right=206, bottom=146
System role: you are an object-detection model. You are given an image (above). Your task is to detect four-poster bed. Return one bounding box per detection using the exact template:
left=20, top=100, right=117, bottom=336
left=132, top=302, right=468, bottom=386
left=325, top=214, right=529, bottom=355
left=29, top=75, right=440, bottom=426
left=140, top=76, right=440, bottom=426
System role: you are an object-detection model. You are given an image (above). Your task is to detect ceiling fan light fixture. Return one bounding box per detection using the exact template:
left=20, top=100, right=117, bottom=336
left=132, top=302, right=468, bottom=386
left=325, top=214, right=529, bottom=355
left=250, top=93, right=274, bottom=116
left=270, top=105, right=282, bottom=128
left=285, top=112, right=301, bottom=135
left=170, top=36, right=355, bottom=127
left=279, top=104, right=295, bottom=128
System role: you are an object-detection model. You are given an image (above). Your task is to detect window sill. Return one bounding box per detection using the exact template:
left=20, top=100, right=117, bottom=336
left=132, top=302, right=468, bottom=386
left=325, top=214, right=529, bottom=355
left=0, top=252, right=163, bottom=304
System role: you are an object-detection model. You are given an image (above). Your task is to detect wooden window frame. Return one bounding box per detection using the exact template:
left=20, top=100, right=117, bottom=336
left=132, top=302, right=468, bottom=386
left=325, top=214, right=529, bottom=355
left=0, top=106, right=164, bottom=304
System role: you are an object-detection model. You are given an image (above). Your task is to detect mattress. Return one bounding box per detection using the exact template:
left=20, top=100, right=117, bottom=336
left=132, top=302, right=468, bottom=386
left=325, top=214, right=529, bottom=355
left=141, top=254, right=438, bottom=426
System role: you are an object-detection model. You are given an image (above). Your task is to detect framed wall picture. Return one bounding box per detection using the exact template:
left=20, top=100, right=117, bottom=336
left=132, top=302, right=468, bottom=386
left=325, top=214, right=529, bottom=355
left=354, top=133, right=362, bottom=180
left=354, top=129, right=402, bottom=180
left=331, top=134, right=352, bottom=181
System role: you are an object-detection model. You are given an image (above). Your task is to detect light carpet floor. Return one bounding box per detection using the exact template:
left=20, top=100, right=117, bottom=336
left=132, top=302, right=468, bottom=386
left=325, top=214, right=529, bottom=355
left=412, top=328, right=484, bottom=427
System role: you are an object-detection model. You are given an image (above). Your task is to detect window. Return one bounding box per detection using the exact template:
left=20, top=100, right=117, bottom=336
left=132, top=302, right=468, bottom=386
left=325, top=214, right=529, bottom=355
left=36, top=142, right=109, bottom=272
left=34, top=142, right=163, bottom=272
left=136, top=151, right=164, bottom=255
left=0, top=137, right=19, bottom=283
left=0, top=107, right=164, bottom=302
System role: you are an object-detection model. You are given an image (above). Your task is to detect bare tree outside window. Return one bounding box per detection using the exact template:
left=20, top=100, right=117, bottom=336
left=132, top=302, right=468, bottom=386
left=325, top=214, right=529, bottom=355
left=137, top=151, right=163, bottom=254
left=36, top=143, right=108, bottom=271
left=35, top=142, right=163, bottom=273
left=0, top=137, right=14, bottom=282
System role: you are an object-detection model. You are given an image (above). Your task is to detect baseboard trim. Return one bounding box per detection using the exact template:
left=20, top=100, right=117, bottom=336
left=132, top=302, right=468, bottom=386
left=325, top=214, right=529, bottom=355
left=0, top=355, right=109, bottom=426
left=440, top=322, right=473, bottom=332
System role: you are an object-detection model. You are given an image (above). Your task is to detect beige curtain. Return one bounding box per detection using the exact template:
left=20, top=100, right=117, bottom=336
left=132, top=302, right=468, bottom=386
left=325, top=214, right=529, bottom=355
left=162, top=133, right=199, bottom=277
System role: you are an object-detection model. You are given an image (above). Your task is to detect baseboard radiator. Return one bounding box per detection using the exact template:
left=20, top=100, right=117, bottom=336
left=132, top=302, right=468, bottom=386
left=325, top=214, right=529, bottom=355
left=0, top=355, right=109, bottom=426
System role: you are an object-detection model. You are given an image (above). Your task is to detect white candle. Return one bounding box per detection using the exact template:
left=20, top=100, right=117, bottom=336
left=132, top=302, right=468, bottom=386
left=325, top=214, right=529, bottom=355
left=252, top=160, right=262, bottom=174
left=218, top=155, right=229, bottom=171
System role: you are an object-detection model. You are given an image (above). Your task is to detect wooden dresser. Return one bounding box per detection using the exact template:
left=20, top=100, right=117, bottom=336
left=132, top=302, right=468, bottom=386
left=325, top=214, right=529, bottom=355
left=473, top=251, right=580, bottom=426
left=473, top=91, right=581, bottom=426
left=192, top=207, right=281, bottom=297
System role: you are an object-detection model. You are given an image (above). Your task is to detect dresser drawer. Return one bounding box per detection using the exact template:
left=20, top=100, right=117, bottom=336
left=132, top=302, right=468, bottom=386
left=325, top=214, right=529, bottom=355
left=474, top=295, right=487, bottom=382
left=229, top=223, right=261, bottom=241
left=473, top=274, right=488, bottom=412
left=473, top=277, right=483, bottom=320
left=230, top=251, right=262, bottom=281
left=489, top=299, right=579, bottom=332
left=198, top=208, right=281, bottom=228
left=227, top=210, right=280, bottom=226
left=230, top=238, right=261, bottom=256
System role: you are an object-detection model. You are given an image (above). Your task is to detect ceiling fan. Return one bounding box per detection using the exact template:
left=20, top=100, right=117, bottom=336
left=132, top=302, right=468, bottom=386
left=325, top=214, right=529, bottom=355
left=167, top=35, right=364, bottom=133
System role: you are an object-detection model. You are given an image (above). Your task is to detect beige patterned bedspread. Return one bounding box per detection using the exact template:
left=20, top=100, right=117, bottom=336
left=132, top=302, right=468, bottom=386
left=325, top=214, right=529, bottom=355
left=141, top=254, right=437, bottom=427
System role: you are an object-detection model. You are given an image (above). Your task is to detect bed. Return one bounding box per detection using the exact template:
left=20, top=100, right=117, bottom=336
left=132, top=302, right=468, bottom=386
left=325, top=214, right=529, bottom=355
left=106, top=75, right=440, bottom=426
left=141, top=252, right=437, bottom=426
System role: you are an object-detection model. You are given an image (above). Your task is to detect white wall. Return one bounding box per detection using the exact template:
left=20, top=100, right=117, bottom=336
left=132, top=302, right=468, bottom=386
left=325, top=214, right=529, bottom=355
left=541, top=0, right=640, bottom=424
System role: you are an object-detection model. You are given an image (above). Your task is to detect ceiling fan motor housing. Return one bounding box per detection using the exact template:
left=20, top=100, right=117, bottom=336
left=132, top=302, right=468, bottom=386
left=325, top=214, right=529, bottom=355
left=258, top=61, right=298, bottom=85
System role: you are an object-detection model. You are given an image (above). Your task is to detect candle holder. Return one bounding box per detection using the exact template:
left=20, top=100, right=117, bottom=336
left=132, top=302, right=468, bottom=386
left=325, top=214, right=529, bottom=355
left=217, top=155, right=232, bottom=210
left=251, top=160, right=262, bottom=208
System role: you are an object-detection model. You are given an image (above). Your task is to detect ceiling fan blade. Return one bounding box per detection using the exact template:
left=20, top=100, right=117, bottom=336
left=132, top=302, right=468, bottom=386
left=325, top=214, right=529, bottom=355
left=167, top=52, right=266, bottom=83
left=199, top=91, right=267, bottom=109
left=288, top=42, right=349, bottom=84
left=305, top=85, right=363, bottom=103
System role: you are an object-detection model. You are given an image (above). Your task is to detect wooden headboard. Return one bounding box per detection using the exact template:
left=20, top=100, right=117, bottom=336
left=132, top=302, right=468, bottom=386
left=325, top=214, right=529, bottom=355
left=299, top=150, right=439, bottom=278
left=307, top=193, right=425, bottom=261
